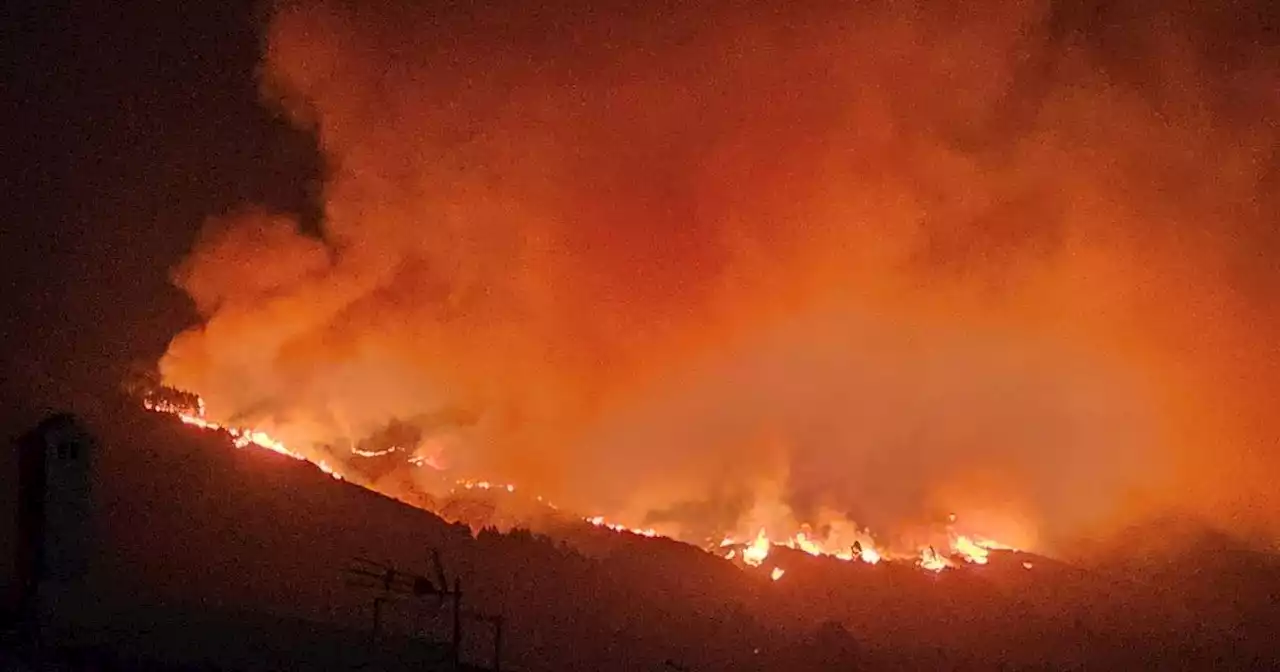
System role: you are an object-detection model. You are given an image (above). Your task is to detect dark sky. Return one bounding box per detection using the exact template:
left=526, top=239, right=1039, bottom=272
left=3, top=0, right=321, bottom=431
left=4, top=0, right=302, bottom=575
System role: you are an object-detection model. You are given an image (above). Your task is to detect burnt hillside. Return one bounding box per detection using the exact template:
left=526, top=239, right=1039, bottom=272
left=16, top=396, right=1280, bottom=671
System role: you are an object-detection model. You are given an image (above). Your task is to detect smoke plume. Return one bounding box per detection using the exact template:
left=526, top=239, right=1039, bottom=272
left=160, top=0, right=1280, bottom=555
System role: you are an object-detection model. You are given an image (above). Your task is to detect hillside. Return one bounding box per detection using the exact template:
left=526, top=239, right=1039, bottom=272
left=21, top=396, right=1280, bottom=671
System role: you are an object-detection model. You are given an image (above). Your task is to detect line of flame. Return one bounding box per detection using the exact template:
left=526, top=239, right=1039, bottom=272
left=143, top=396, right=1021, bottom=579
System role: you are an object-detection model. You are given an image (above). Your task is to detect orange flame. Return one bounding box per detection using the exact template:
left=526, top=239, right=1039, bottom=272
left=143, top=394, right=1029, bottom=578
left=143, top=398, right=342, bottom=480
left=919, top=546, right=951, bottom=572
left=741, top=529, right=772, bottom=567
left=586, top=515, right=660, bottom=538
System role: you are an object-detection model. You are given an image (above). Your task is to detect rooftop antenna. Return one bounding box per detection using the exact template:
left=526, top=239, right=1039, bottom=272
left=344, top=551, right=503, bottom=671
left=344, top=554, right=451, bottom=652
left=461, top=610, right=505, bottom=672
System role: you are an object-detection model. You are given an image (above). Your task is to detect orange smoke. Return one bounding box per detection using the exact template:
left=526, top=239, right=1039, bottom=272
left=159, top=0, right=1280, bottom=557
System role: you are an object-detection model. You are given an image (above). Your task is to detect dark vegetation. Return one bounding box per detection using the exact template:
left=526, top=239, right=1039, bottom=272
left=5, top=396, right=1279, bottom=670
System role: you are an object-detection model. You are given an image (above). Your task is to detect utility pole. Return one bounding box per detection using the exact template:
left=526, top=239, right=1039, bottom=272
left=493, top=615, right=503, bottom=672
left=369, top=595, right=385, bottom=652
left=460, top=610, right=504, bottom=672
left=344, top=554, right=503, bottom=671
left=344, top=554, right=454, bottom=664
left=452, top=577, right=463, bottom=670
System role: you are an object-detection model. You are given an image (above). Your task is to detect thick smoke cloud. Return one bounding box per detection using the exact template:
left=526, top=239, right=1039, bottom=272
left=161, top=0, right=1279, bottom=554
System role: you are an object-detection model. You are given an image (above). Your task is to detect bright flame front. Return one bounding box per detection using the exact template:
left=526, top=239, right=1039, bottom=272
left=143, top=393, right=1028, bottom=579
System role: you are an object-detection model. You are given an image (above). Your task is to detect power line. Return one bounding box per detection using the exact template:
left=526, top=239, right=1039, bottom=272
left=343, top=552, right=504, bottom=671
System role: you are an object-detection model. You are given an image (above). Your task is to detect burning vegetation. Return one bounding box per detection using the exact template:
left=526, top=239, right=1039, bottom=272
left=143, top=386, right=1031, bottom=580
left=154, top=0, right=1279, bottom=575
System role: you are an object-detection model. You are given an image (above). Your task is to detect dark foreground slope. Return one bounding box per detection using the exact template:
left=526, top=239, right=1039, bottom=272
left=17, top=396, right=1280, bottom=671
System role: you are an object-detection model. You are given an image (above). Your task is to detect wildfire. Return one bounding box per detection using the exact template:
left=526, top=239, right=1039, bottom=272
left=142, top=397, right=343, bottom=480
left=459, top=480, right=517, bottom=494
left=586, top=516, right=660, bottom=538
left=741, top=529, right=772, bottom=567
left=919, top=546, right=950, bottom=572
left=142, top=392, right=1029, bottom=579
left=950, top=534, right=1019, bottom=566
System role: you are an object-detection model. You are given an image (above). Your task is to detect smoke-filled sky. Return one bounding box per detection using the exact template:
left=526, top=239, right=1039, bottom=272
left=158, top=0, right=1279, bottom=554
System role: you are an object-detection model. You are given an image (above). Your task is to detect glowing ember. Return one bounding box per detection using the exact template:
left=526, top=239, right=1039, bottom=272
left=352, top=446, right=401, bottom=457
left=408, top=454, right=445, bottom=470
left=770, top=567, right=786, bottom=581
left=459, top=480, right=517, bottom=493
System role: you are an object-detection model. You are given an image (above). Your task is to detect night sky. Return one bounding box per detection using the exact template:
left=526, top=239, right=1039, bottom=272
left=4, top=2, right=328, bottom=578
left=4, top=0, right=321, bottom=430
